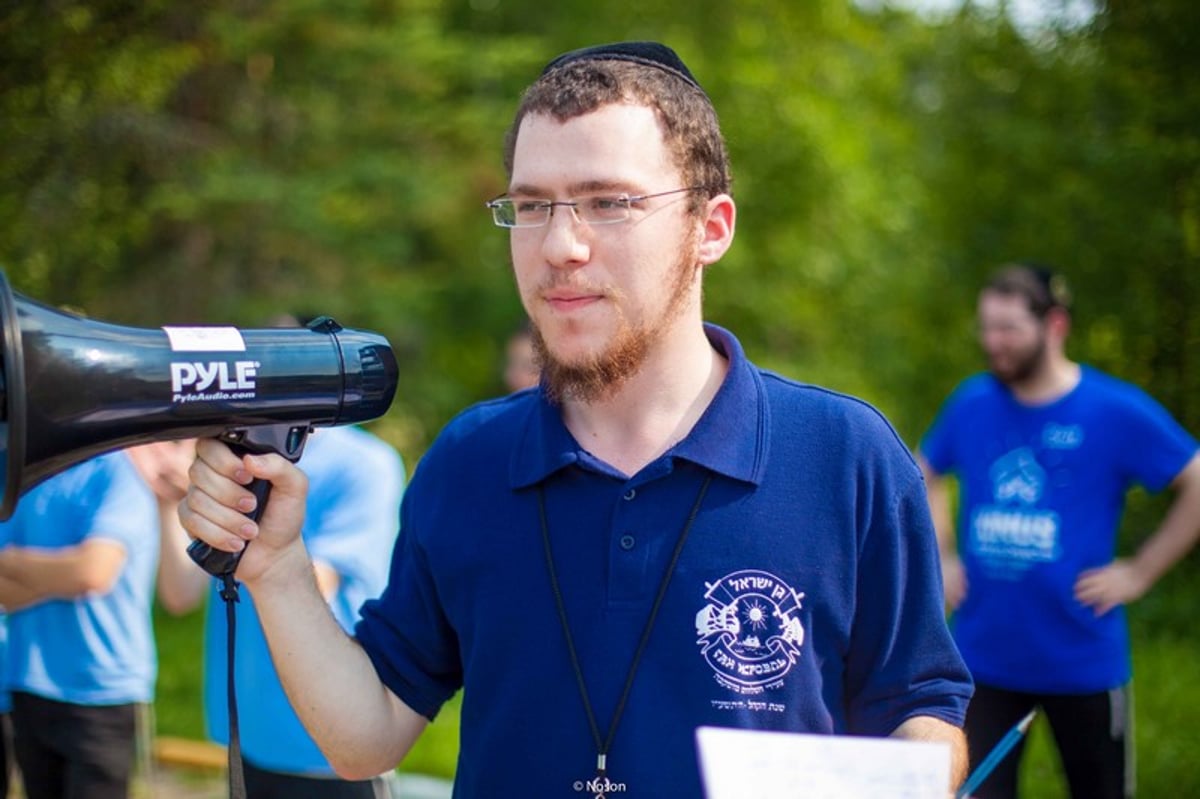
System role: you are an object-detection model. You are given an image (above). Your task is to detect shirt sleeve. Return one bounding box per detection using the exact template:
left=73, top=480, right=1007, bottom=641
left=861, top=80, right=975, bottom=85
left=353, top=467, right=463, bottom=722
left=1112, top=385, right=1199, bottom=492
left=919, top=390, right=966, bottom=477
left=83, top=453, right=158, bottom=553
left=843, top=456, right=973, bottom=734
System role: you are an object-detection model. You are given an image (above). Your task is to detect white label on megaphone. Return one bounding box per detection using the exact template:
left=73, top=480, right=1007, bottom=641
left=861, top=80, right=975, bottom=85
left=162, top=326, right=247, bottom=352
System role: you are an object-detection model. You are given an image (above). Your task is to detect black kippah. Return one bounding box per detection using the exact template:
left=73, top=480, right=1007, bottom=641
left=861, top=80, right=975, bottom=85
left=540, top=41, right=703, bottom=92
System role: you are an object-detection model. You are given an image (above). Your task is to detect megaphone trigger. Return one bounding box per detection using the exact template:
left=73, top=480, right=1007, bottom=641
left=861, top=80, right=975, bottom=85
left=185, top=422, right=314, bottom=577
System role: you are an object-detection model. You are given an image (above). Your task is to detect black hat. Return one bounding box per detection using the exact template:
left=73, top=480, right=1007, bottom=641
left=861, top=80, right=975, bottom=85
left=541, top=41, right=703, bottom=92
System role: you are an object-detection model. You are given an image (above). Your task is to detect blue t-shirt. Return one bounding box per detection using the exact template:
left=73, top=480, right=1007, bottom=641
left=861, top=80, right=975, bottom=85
left=356, top=324, right=971, bottom=798
left=0, top=452, right=158, bottom=705
left=920, top=368, right=1198, bottom=693
left=204, top=424, right=405, bottom=775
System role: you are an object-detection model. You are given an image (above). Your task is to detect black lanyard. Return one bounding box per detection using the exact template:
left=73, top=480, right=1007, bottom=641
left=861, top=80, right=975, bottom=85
left=217, top=574, right=247, bottom=799
left=536, top=474, right=712, bottom=797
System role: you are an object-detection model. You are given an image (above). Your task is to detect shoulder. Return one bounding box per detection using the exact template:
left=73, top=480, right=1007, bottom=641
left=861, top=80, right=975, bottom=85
left=1079, top=366, right=1160, bottom=405
left=432, top=391, right=537, bottom=452
left=757, top=369, right=915, bottom=466
left=1076, top=367, right=1195, bottom=436
left=942, top=372, right=1000, bottom=408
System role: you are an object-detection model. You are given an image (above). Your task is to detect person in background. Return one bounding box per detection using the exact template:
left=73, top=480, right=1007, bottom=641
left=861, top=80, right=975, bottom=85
left=918, top=263, right=1200, bottom=799
left=502, top=322, right=541, bottom=392
left=174, top=41, right=972, bottom=797
left=0, top=451, right=159, bottom=799
left=132, top=423, right=405, bottom=799
left=1, top=610, right=11, bottom=799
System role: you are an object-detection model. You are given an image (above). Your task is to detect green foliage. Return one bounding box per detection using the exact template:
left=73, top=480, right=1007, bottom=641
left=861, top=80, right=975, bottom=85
left=4, top=0, right=1197, bottom=453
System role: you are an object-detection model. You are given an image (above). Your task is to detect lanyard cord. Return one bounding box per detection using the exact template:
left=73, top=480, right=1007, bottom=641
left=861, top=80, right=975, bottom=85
left=218, top=574, right=247, bottom=799
left=536, top=474, right=712, bottom=780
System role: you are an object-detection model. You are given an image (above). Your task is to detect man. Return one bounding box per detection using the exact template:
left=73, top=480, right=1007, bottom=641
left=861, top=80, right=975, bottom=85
left=178, top=42, right=971, bottom=797
left=132, top=425, right=405, bottom=799
left=918, top=264, right=1200, bottom=799
left=0, top=451, right=159, bottom=799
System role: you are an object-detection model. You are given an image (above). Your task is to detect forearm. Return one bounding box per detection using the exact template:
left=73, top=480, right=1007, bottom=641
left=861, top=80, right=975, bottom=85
left=156, top=499, right=210, bottom=614
left=1129, top=457, right=1200, bottom=587
left=247, top=542, right=426, bottom=779
left=890, top=715, right=968, bottom=791
left=0, top=541, right=125, bottom=599
left=0, top=573, right=43, bottom=611
left=0, top=548, right=76, bottom=601
left=919, top=457, right=957, bottom=555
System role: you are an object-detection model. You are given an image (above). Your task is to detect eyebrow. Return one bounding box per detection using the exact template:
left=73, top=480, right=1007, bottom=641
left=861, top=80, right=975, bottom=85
left=506, top=179, right=638, bottom=198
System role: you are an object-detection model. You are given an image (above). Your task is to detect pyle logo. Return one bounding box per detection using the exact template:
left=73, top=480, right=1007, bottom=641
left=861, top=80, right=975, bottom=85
left=170, top=360, right=260, bottom=394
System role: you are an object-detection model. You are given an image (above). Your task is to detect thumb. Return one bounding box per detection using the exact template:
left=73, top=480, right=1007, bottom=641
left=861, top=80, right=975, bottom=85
left=240, top=453, right=309, bottom=530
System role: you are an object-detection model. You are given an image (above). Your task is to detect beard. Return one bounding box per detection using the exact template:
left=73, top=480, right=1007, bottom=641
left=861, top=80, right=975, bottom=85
left=988, top=333, right=1047, bottom=386
left=533, top=243, right=699, bottom=405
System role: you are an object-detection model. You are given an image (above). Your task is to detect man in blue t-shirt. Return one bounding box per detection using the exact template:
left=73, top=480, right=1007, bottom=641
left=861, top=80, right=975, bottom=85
left=0, top=451, right=159, bottom=799
left=919, top=264, right=1200, bottom=799
left=134, top=425, right=405, bottom=799
left=174, top=41, right=973, bottom=797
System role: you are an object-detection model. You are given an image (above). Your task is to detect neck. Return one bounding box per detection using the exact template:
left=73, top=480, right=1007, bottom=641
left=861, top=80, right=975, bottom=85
left=1008, top=355, right=1080, bottom=405
left=561, top=322, right=727, bottom=476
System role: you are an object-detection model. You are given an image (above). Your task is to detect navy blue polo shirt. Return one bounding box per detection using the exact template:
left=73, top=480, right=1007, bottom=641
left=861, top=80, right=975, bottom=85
left=356, top=324, right=971, bottom=798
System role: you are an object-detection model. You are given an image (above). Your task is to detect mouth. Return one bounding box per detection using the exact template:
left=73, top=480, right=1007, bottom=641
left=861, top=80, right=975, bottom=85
left=543, top=289, right=604, bottom=313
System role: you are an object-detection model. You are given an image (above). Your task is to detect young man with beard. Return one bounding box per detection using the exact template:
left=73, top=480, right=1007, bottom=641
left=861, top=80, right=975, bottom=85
left=918, top=264, right=1200, bottom=799
left=176, top=42, right=972, bottom=797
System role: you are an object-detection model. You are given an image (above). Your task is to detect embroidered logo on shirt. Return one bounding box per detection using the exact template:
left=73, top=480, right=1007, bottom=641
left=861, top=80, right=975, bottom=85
left=695, top=569, right=805, bottom=695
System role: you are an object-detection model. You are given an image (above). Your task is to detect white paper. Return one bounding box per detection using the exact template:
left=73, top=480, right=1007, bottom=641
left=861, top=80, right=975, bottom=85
left=696, top=726, right=950, bottom=799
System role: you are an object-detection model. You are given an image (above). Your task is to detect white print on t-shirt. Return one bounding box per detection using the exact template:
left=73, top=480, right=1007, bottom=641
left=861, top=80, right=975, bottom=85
left=695, top=569, right=805, bottom=697
left=968, top=447, right=1061, bottom=577
left=989, top=447, right=1044, bottom=504
left=1042, top=422, right=1084, bottom=450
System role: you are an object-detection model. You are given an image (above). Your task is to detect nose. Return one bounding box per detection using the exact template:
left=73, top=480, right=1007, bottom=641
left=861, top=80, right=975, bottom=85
left=539, top=205, right=591, bottom=269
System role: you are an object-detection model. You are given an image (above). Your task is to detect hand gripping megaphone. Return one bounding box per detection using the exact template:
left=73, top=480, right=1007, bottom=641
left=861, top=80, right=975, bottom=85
left=0, top=270, right=398, bottom=575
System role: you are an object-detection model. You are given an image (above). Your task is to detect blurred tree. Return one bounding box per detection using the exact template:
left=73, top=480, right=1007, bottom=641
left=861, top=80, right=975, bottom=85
left=1, top=0, right=1196, bottom=458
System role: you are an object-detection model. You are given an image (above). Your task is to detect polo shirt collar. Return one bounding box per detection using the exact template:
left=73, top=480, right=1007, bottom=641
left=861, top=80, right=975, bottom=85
left=509, top=323, right=768, bottom=489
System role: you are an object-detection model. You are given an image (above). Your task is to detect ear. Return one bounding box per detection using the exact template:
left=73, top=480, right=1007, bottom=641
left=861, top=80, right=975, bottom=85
left=696, top=193, right=736, bottom=267
left=1045, top=306, right=1071, bottom=340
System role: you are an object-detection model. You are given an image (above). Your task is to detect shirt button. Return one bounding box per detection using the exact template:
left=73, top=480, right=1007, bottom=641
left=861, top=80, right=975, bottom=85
left=619, top=534, right=636, bottom=551
left=623, top=489, right=637, bottom=501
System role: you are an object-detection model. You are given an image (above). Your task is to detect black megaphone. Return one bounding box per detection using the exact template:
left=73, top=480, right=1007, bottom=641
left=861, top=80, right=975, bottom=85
left=0, top=270, right=398, bottom=575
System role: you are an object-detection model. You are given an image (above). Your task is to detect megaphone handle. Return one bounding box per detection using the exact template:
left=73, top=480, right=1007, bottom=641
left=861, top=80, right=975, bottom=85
left=186, top=424, right=311, bottom=577
left=185, top=475, right=272, bottom=576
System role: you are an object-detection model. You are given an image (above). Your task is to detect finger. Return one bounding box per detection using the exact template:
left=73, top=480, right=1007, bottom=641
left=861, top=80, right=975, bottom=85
left=187, top=454, right=260, bottom=518
left=241, top=452, right=309, bottom=498
left=1073, top=579, right=1100, bottom=604
left=179, top=486, right=258, bottom=553
left=195, top=438, right=254, bottom=485
left=1074, top=581, right=1116, bottom=616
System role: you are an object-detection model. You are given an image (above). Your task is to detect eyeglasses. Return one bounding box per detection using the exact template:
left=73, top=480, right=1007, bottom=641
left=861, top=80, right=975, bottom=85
left=485, top=186, right=707, bottom=229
